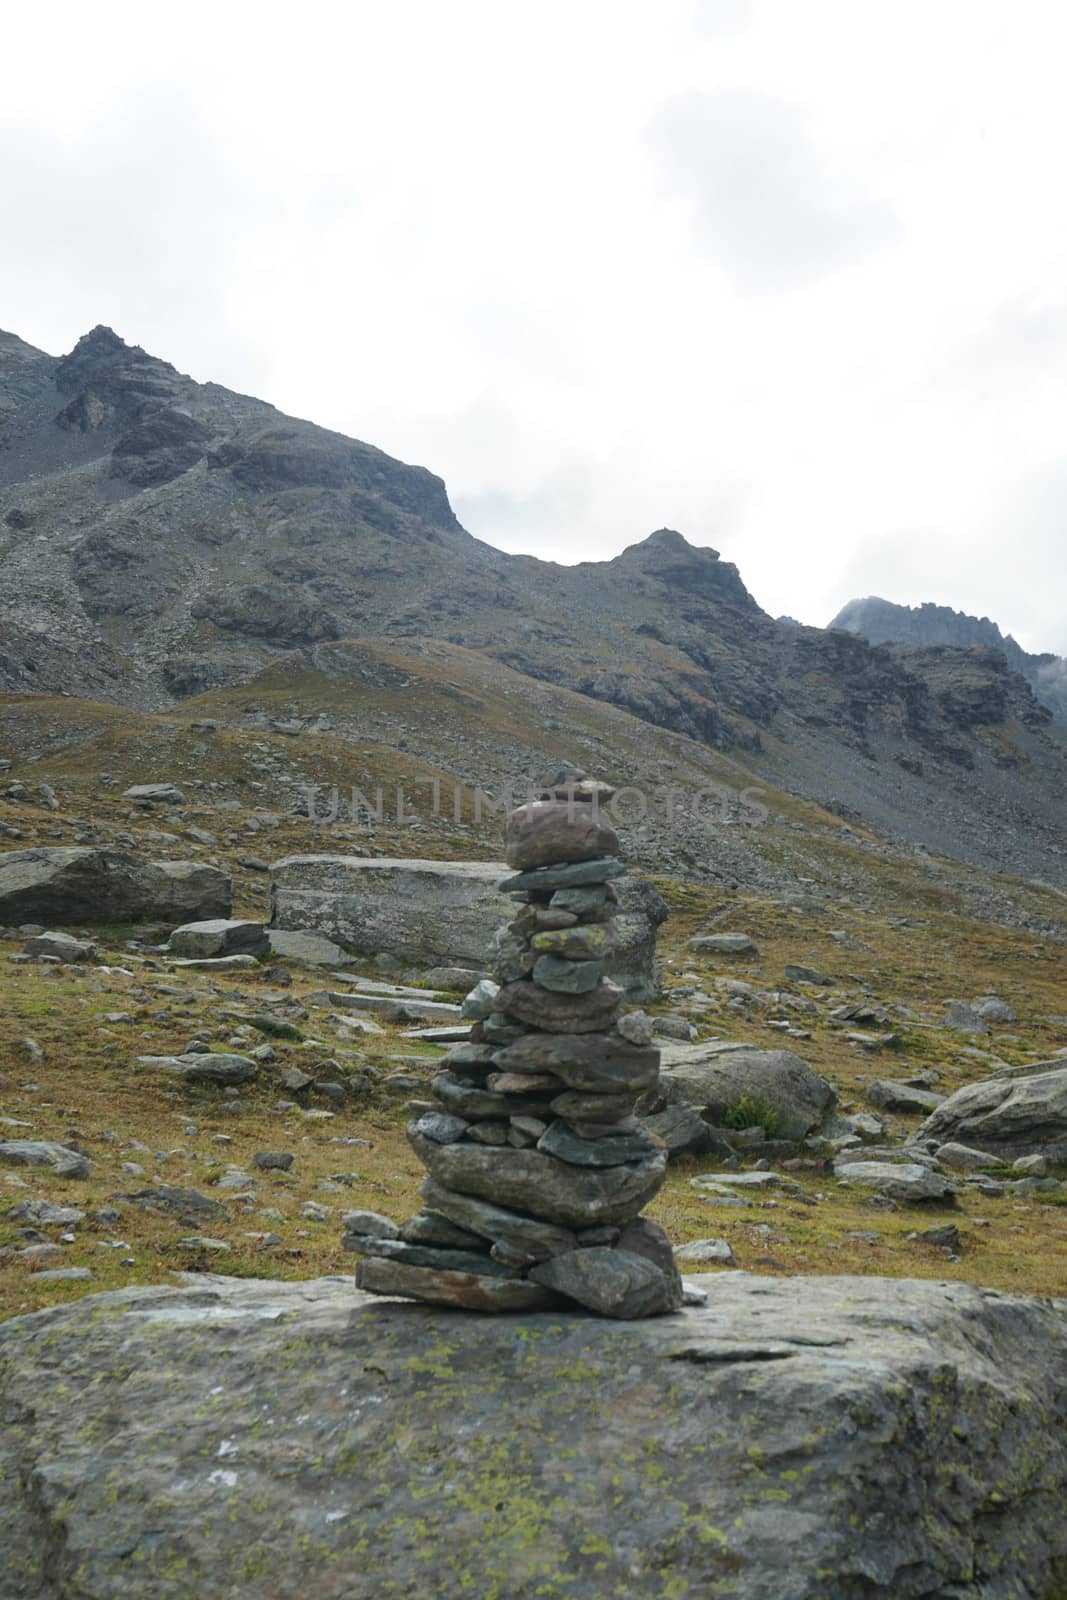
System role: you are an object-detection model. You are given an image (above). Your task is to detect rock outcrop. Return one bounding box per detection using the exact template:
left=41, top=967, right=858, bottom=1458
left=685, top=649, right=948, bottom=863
left=2, top=1271, right=1066, bottom=1598
left=0, top=847, right=231, bottom=926
left=917, top=1061, right=1067, bottom=1161
left=269, top=853, right=667, bottom=999
left=652, top=1040, right=837, bottom=1141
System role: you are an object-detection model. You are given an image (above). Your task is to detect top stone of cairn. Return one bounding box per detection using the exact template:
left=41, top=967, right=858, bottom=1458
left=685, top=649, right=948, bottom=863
left=505, top=800, right=620, bottom=872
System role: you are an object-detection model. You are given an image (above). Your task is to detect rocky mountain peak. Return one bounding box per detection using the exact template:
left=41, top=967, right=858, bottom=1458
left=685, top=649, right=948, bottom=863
left=607, top=527, right=757, bottom=611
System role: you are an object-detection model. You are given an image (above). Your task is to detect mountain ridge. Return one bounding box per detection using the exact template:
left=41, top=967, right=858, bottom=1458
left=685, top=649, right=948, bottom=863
left=1, top=325, right=1065, bottom=887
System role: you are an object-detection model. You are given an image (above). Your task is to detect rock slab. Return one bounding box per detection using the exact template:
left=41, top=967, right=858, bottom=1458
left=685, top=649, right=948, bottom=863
left=1, top=1272, right=1065, bottom=1598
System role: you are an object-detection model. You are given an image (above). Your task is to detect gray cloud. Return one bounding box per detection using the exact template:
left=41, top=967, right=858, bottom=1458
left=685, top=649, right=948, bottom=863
left=649, top=91, right=899, bottom=291
left=0, top=89, right=271, bottom=387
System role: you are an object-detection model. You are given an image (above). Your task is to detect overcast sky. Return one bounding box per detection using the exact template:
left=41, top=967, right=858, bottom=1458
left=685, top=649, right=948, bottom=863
left=4, top=0, right=1066, bottom=653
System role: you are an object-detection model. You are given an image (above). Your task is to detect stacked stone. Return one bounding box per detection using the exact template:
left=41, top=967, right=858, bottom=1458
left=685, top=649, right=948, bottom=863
left=351, top=777, right=683, bottom=1319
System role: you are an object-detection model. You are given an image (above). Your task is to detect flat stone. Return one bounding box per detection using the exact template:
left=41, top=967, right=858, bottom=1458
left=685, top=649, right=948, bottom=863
left=136, top=1053, right=258, bottom=1086
left=399, top=1211, right=489, bottom=1250
left=460, top=979, right=500, bottom=1019
left=530, top=925, right=613, bottom=960
left=494, top=1032, right=659, bottom=1094
left=674, top=1238, right=736, bottom=1265
left=835, top=1161, right=953, bottom=1203
left=267, top=930, right=356, bottom=967
left=251, top=1152, right=294, bottom=1172
left=549, top=884, right=611, bottom=914
left=355, top=1255, right=559, bottom=1311
left=866, top=1080, right=945, bottom=1114
left=123, top=784, right=185, bottom=804
left=5, top=1201, right=85, bottom=1228
left=420, top=1179, right=578, bottom=1260
left=498, top=858, right=627, bottom=894
left=687, top=933, right=758, bottom=956
left=642, top=1104, right=723, bottom=1160
left=935, top=1142, right=1005, bottom=1173
left=531, top=955, right=605, bottom=993
left=26, top=1266, right=93, bottom=1283
left=497, top=977, right=624, bottom=1032
left=167, top=920, right=270, bottom=959
left=341, top=1210, right=399, bottom=1239
left=412, top=1112, right=469, bottom=1145
left=432, top=1074, right=553, bottom=1121
left=0, top=1140, right=90, bottom=1179
left=344, top=1236, right=515, bottom=1276
left=530, top=1247, right=682, bottom=1319
left=538, top=1120, right=663, bottom=1168
left=22, top=931, right=97, bottom=963
left=169, top=955, right=260, bottom=972
left=487, top=1071, right=565, bottom=1095
left=409, top=1128, right=667, bottom=1229
left=113, top=1186, right=228, bottom=1224
left=548, top=1090, right=637, bottom=1124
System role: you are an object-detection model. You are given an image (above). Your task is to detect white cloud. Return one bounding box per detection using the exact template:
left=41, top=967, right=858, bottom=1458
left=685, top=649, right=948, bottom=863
left=2, top=0, right=1066, bottom=657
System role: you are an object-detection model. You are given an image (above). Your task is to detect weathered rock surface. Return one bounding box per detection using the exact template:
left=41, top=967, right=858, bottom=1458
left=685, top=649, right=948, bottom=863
left=21, top=929, right=97, bottom=962
left=917, top=1063, right=1067, bottom=1160
left=136, top=1052, right=259, bottom=1086
left=269, top=855, right=665, bottom=999
left=835, top=1160, right=953, bottom=1203
left=409, top=1127, right=667, bottom=1228
left=504, top=800, right=619, bottom=870
left=0, top=847, right=230, bottom=926
left=166, top=918, right=269, bottom=958
left=0, top=1140, right=90, bottom=1179
left=657, top=1040, right=836, bottom=1140
left=2, top=1271, right=1066, bottom=1598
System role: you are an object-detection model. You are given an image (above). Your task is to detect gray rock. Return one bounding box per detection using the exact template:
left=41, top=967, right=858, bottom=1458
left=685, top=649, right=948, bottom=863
left=496, top=977, right=624, bottom=1033
left=504, top=801, right=619, bottom=870
left=167, top=919, right=269, bottom=958
left=22, top=930, right=97, bottom=962
left=866, top=1080, right=945, bottom=1114
left=419, top=1179, right=577, bottom=1260
left=494, top=1032, right=660, bottom=1095
left=266, top=929, right=355, bottom=967
left=0, top=1272, right=1066, bottom=1595
left=687, top=932, right=758, bottom=955
left=169, top=955, right=260, bottom=972
left=972, top=994, right=1016, bottom=1023
left=408, top=1127, right=667, bottom=1229
left=269, top=855, right=661, bottom=999
left=252, top=1151, right=294, bottom=1171
left=0, top=847, right=231, bottom=926
left=0, top=1140, right=90, bottom=1179
left=459, top=978, right=500, bottom=1019
left=26, top=1266, right=93, bottom=1283
left=657, top=1041, right=836, bottom=1141
left=530, top=1246, right=682, bottom=1318
left=531, top=954, right=604, bottom=993
left=5, top=1200, right=85, bottom=1228
left=783, top=963, right=832, bottom=985
left=137, top=1053, right=259, bottom=1086
left=413, top=1112, right=469, bottom=1145
left=341, top=1210, right=400, bottom=1239
left=934, top=1142, right=1004, bottom=1173
left=113, top=1186, right=228, bottom=1224
left=674, top=1237, right=736, bottom=1265
left=423, top=966, right=487, bottom=991
left=355, top=1256, right=559, bottom=1311
left=943, top=1000, right=990, bottom=1034
left=538, top=1119, right=663, bottom=1168
left=123, top=784, right=185, bottom=804
left=917, top=1064, right=1067, bottom=1161
left=344, top=1236, right=513, bottom=1276
left=399, top=1211, right=488, bottom=1250
left=499, top=857, right=627, bottom=893
left=1013, top=1153, right=1049, bottom=1175
left=835, top=1160, right=953, bottom=1203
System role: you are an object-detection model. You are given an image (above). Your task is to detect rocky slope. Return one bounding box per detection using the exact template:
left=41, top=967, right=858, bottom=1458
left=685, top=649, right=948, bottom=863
left=2, top=325, right=1066, bottom=889
left=830, top=595, right=1067, bottom=722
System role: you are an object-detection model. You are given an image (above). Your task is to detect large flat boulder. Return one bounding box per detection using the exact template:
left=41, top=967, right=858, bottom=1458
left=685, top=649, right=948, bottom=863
left=1, top=1272, right=1065, bottom=1598
left=917, top=1062, right=1067, bottom=1161
left=269, top=854, right=667, bottom=999
left=657, top=1040, right=837, bottom=1140
left=0, top=847, right=230, bottom=926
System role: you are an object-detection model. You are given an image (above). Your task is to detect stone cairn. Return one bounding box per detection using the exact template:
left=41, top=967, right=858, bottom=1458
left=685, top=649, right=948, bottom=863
left=349, top=777, right=684, bottom=1319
